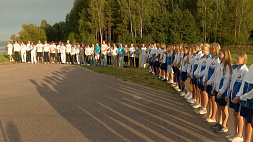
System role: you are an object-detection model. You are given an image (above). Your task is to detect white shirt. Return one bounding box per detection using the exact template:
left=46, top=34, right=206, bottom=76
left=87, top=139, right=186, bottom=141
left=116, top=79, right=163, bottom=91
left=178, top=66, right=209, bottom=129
left=161, top=49, right=167, bottom=63
left=71, top=48, right=76, bottom=55
left=155, top=48, right=161, bottom=61
left=43, top=44, right=50, bottom=52
left=129, top=47, right=135, bottom=57
left=26, top=44, right=31, bottom=51
left=66, top=44, right=71, bottom=53
left=112, top=48, right=118, bottom=56
left=14, top=44, right=20, bottom=52
left=204, top=56, right=220, bottom=83
left=7, top=44, right=13, bottom=51
left=31, top=45, right=36, bottom=53
left=20, top=44, right=27, bottom=54
left=57, top=45, right=61, bottom=53
left=85, top=47, right=91, bottom=55
left=90, top=47, right=94, bottom=55
left=75, top=47, right=80, bottom=54
left=37, top=43, right=43, bottom=52
left=60, top=46, right=66, bottom=53
left=151, top=47, right=156, bottom=55
left=228, top=64, right=248, bottom=100
left=180, top=55, right=189, bottom=72
left=101, top=44, right=107, bottom=55
left=237, top=65, right=253, bottom=100
left=194, top=54, right=212, bottom=83
left=141, top=47, right=147, bottom=56
left=50, top=45, right=56, bottom=53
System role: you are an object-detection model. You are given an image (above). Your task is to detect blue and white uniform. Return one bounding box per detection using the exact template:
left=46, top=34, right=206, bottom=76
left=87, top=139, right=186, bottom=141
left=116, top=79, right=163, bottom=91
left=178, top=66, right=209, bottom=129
left=194, top=54, right=211, bottom=91
left=228, top=64, right=248, bottom=112
left=167, top=51, right=174, bottom=73
left=204, top=56, right=220, bottom=95
left=213, top=62, right=232, bottom=106
left=179, top=54, right=190, bottom=82
left=236, top=65, right=253, bottom=123
left=192, top=50, right=204, bottom=85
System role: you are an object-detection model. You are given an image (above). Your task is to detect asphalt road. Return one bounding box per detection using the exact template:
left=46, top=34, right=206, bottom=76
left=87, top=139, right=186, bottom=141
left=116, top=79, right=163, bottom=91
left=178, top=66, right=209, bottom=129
left=0, top=64, right=235, bottom=142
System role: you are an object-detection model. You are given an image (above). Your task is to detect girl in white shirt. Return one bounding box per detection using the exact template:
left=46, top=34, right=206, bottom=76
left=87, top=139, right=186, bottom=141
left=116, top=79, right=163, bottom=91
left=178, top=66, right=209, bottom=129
left=212, top=47, right=232, bottom=133
left=129, top=43, right=135, bottom=67
left=179, top=46, right=190, bottom=96
left=224, top=53, right=248, bottom=141
left=141, top=43, right=147, bottom=68
left=30, top=42, right=37, bottom=64
left=111, top=43, right=118, bottom=67
left=85, top=44, right=91, bottom=65
left=60, top=43, right=66, bottom=64
left=7, top=41, right=13, bottom=62
left=194, top=44, right=212, bottom=115
left=20, top=42, right=27, bottom=63
left=203, top=43, right=220, bottom=123
left=232, top=64, right=253, bottom=142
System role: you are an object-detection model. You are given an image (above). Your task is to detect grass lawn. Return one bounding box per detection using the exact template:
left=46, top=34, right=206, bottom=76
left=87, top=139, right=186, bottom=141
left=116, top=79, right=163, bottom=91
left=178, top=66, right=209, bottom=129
left=83, top=65, right=177, bottom=93
left=0, top=53, right=10, bottom=63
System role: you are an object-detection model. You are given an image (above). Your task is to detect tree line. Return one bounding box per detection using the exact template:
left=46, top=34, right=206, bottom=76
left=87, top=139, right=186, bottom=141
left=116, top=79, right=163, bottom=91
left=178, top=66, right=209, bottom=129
left=11, top=0, right=253, bottom=45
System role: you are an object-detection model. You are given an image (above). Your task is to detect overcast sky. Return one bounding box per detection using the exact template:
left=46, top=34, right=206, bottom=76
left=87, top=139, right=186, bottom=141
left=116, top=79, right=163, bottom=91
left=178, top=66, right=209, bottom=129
left=0, top=0, right=74, bottom=41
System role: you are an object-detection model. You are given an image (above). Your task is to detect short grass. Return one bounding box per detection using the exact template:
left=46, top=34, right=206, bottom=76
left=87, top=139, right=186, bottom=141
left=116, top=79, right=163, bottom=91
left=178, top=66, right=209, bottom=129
left=0, top=53, right=10, bottom=63
left=83, top=65, right=177, bottom=93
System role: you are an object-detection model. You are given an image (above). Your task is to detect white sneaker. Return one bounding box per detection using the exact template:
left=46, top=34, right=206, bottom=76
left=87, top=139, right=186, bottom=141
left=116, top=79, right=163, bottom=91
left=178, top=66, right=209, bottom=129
left=189, top=99, right=196, bottom=104
left=192, top=103, right=201, bottom=109
left=197, top=109, right=207, bottom=115
left=180, top=92, right=186, bottom=97
left=191, top=101, right=198, bottom=105
left=205, top=118, right=216, bottom=123
left=228, top=134, right=243, bottom=142
left=226, top=133, right=237, bottom=139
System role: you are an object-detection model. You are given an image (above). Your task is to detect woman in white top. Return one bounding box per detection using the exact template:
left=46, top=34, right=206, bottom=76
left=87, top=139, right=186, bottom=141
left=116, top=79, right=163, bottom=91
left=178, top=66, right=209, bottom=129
left=20, top=42, right=27, bottom=63
left=7, top=41, right=13, bottom=62
left=101, top=40, right=108, bottom=66
left=60, top=43, right=66, bottom=64
left=30, top=42, right=37, bottom=64
left=129, top=43, right=135, bottom=67
left=141, top=43, right=147, bottom=68
left=111, top=43, right=118, bottom=67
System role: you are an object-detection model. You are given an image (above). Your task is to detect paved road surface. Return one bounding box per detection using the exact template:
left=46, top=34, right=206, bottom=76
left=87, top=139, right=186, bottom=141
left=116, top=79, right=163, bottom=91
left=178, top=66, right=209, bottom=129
left=0, top=64, right=235, bottom=142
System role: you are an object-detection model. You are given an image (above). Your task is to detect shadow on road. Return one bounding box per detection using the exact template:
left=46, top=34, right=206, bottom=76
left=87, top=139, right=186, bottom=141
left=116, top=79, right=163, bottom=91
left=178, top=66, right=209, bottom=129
left=29, top=65, right=227, bottom=142
left=0, top=119, right=21, bottom=142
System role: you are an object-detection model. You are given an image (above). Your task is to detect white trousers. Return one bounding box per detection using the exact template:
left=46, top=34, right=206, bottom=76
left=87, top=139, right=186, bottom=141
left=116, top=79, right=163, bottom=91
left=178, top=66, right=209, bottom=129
left=31, top=51, right=37, bottom=63
left=141, top=55, right=146, bottom=68
left=21, top=53, right=26, bottom=63
left=61, top=53, right=66, bottom=63
left=76, top=54, right=80, bottom=64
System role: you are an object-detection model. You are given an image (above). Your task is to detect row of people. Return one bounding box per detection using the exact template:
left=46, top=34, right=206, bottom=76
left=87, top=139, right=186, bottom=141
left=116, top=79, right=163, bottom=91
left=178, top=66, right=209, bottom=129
left=147, top=42, right=253, bottom=142
left=7, top=40, right=148, bottom=67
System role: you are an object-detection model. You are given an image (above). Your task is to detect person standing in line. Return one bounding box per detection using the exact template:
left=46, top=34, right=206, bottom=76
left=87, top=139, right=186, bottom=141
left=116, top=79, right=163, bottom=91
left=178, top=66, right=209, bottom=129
left=26, top=40, right=31, bottom=63
left=118, top=43, right=125, bottom=68
left=111, top=43, right=118, bottom=67
left=50, top=42, right=57, bottom=64
left=75, top=44, right=81, bottom=64
left=80, top=44, right=85, bottom=65
left=20, top=42, right=27, bottom=63
left=101, top=40, right=108, bottom=66
left=56, top=41, right=62, bottom=64
left=85, top=44, right=91, bottom=65
left=135, top=47, right=140, bottom=68
left=129, top=43, right=135, bottom=67
left=140, top=43, right=147, bottom=68
left=43, top=41, right=50, bottom=64
left=124, top=44, right=129, bottom=67
left=13, top=40, right=21, bottom=63
left=30, top=42, right=37, bottom=64
left=66, top=40, right=71, bottom=64
left=7, top=41, right=14, bottom=62
left=36, top=40, right=44, bottom=64
left=61, top=43, right=66, bottom=64
left=107, top=42, right=112, bottom=66
left=91, top=44, right=95, bottom=66
left=94, top=42, right=101, bottom=66
left=70, top=45, right=76, bottom=64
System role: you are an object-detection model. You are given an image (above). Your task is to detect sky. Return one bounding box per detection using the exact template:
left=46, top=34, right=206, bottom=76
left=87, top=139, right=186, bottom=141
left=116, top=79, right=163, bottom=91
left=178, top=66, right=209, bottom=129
left=0, top=0, right=74, bottom=41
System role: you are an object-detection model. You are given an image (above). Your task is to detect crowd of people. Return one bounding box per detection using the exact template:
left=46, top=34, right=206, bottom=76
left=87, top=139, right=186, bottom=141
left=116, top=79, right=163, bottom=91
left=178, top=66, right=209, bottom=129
left=6, top=39, right=253, bottom=142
